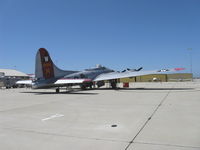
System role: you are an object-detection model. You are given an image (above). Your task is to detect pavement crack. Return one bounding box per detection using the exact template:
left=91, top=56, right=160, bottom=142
left=124, top=86, right=174, bottom=150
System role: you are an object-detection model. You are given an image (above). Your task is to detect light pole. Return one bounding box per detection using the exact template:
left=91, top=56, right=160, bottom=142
left=187, top=48, right=193, bottom=81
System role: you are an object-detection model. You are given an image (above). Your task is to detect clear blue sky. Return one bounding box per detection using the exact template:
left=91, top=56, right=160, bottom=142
left=0, top=0, right=200, bottom=77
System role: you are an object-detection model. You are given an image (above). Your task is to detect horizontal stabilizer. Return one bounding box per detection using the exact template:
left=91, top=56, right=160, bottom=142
left=54, top=78, right=92, bottom=85
left=16, top=80, right=33, bottom=85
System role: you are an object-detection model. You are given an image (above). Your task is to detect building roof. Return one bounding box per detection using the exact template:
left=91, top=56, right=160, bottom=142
left=0, top=69, right=28, bottom=77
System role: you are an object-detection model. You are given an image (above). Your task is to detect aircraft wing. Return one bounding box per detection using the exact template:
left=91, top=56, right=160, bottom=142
left=94, top=68, right=185, bottom=81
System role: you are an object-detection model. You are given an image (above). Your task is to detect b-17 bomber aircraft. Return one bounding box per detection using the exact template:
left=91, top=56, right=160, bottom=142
left=17, top=48, right=185, bottom=93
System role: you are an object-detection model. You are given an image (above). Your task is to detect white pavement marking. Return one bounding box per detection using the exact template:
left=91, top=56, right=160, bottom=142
left=42, top=114, right=64, bottom=121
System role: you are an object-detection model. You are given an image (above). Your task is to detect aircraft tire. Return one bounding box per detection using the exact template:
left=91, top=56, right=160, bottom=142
left=56, top=88, right=60, bottom=93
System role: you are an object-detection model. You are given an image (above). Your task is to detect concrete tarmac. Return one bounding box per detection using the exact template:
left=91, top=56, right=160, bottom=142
left=0, top=81, right=200, bottom=150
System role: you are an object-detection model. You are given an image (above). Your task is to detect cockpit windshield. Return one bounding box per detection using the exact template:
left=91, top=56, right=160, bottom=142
left=85, top=67, right=106, bottom=71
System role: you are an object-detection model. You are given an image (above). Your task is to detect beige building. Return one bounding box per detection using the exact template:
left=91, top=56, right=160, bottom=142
left=0, top=69, right=29, bottom=79
left=120, top=73, right=192, bottom=83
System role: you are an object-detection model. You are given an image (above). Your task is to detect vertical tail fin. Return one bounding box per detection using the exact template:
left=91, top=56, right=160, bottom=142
left=35, top=48, right=54, bottom=79
left=35, top=48, right=76, bottom=79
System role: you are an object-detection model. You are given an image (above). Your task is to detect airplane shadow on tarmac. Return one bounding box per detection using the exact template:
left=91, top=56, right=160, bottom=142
left=114, top=87, right=194, bottom=90
left=20, top=90, right=99, bottom=95
left=20, top=87, right=194, bottom=95
left=94, top=87, right=195, bottom=93
left=95, top=87, right=194, bottom=90
left=112, top=87, right=196, bottom=93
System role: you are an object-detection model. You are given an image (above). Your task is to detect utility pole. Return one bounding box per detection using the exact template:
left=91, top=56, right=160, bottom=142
left=187, top=48, right=193, bottom=81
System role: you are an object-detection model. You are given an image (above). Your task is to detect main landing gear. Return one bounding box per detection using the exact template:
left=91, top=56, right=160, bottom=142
left=56, top=88, right=60, bottom=93
left=110, top=79, right=118, bottom=89
left=80, top=82, right=94, bottom=90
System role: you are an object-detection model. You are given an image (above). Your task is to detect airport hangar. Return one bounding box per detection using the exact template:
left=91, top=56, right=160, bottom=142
left=0, top=69, right=29, bottom=88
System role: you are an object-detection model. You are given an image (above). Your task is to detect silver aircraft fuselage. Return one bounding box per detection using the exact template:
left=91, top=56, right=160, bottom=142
left=32, top=66, right=114, bottom=89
